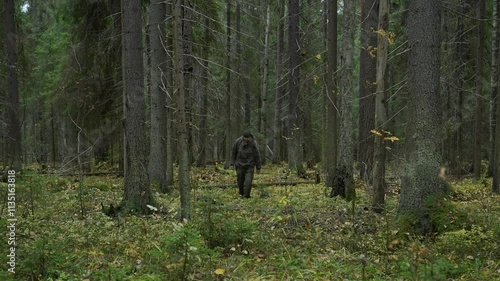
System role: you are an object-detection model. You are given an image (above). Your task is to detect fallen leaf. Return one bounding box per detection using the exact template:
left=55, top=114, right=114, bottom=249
left=214, top=268, right=225, bottom=275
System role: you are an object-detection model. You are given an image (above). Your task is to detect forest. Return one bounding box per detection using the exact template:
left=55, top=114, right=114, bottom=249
left=1, top=0, right=499, bottom=280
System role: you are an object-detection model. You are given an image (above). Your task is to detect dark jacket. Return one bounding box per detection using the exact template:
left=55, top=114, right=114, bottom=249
left=230, top=136, right=262, bottom=169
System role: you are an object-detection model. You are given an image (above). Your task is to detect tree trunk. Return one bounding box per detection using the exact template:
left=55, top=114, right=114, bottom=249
left=357, top=0, right=378, bottom=183
left=110, top=0, right=124, bottom=177
left=473, top=0, right=485, bottom=179
left=325, top=0, right=338, bottom=186
left=495, top=82, right=500, bottom=193
left=273, top=0, right=285, bottom=164
left=166, top=0, right=174, bottom=186
left=493, top=0, right=500, bottom=194
left=261, top=3, right=271, bottom=164
left=301, top=0, right=316, bottom=168
left=398, top=0, right=445, bottom=234
left=5, top=0, right=22, bottom=171
left=183, top=0, right=193, bottom=166
left=287, top=0, right=305, bottom=176
left=489, top=0, right=499, bottom=178
left=122, top=0, right=153, bottom=213
left=174, top=0, right=191, bottom=220
left=234, top=0, right=242, bottom=139
left=372, top=0, right=389, bottom=213
left=224, top=0, right=232, bottom=169
left=148, top=0, right=169, bottom=193
left=451, top=1, right=466, bottom=174
left=196, top=17, right=210, bottom=167
left=334, top=0, right=356, bottom=201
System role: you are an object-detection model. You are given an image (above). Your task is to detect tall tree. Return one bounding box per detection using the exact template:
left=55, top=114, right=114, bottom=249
left=224, top=0, right=232, bottom=169
left=325, top=0, right=338, bottom=186
left=398, top=0, right=445, bottom=234
left=234, top=0, right=242, bottom=137
left=196, top=16, right=211, bottom=167
left=122, top=0, right=153, bottom=213
left=273, top=0, right=286, bottom=164
left=490, top=0, right=500, bottom=177
left=166, top=0, right=174, bottom=186
left=473, top=0, right=485, bottom=179
left=335, top=0, right=356, bottom=200
left=149, top=0, right=169, bottom=193
left=493, top=0, right=500, bottom=194
left=357, top=0, right=379, bottom=183
left=372, top=0, right=389, bottom=212
left=287, top=0, right=305, bottom=176
left=261, top=3, right=271, bottom=163
left=174, top=0, right=191, bottom=220
left=450, top=1, right=467, bottom=174
left=5, top=0, right=22, bottom=171
left=111, top=0, right=125, bottom=176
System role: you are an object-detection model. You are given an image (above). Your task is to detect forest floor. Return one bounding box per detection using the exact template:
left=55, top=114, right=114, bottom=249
left=0, top=163, right=499, bottom=280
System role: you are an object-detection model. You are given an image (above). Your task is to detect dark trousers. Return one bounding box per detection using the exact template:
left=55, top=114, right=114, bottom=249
left=236, top=166, right=254, bottom=198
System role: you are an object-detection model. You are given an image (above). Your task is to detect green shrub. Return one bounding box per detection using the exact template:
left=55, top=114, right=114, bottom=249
left=200, top=212, right=257, bottom=249
left=434, top=225, right=498, bottom=260
left=148, top=222, right=216, bottom=280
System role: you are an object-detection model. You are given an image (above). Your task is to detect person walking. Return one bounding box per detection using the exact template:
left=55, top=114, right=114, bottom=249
left=230, top=130, right=262, bottom=198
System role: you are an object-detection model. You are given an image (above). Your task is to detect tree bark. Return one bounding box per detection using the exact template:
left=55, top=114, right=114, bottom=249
left=174, top=0, right=191, bottom=220
left=122, top=0, right=153, bottom=213
left=273, top=0, right=286, bottom=164
left=234, top=0, right=242, bottom=138
left=334, top=0, right=356, bottom=201
left=325, top=0, right=338, bottom=186
left=357, top=0, right=379, bottom=183
left=398, top=0, right=445, bottom=234
left=196, top=17, right=210, bottom=167
left=224, top=0, right=232, bottom=169
left=110, top=0, right=124, bottom=176
left=166, top=0, right=175, bottom=186
left=493, top=0, right=500, bottom=194
left=287, top=0, right=305, bottom=176
left=473, top=0, right=485, bottom=179
left=450, top=1, right=466, bottom=174
left=148, top=0, right=169, bottom=193
left=372, top=0, right=389, bottom=213
left=489, top=0, right=499, bottom=178
left=261, top=3, right=271, bottom=164
left=5, top=0, right=22, bottom=171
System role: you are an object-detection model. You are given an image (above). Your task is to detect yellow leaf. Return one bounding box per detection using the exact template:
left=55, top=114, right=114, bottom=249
left=374, top=29, right=387, bottom=37
left=315, top=54, right=321, bottom=60
left=384, top=136, right=400, bottom=142
left=313, top=75, right=320, bottom=85
left=215, top=268, right=225, bottom=275
left=388, top=32, right=396, bottom=45
left=370, top=129, right=382, bottom=136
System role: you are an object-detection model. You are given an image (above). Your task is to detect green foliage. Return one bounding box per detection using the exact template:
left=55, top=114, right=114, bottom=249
left=202, top=211, right=257, bottom=249
left=434, top=225, right=499, bottom=261
left=4, top=165, right=499, bottom=280
left=148, top=222, right=217, bottom=280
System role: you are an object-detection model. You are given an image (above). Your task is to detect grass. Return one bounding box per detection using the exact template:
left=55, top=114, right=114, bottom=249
left=0, top=164, right=499, bottom=280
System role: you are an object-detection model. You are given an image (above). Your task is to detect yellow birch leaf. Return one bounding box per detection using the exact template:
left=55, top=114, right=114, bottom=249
left=215, top=268, right=225, bottom=275
left=384, top=136, right=400, bottom=142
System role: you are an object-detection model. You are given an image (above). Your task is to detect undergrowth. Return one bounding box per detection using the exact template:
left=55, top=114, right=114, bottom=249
left=0, top=165, right=498, bottom=280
